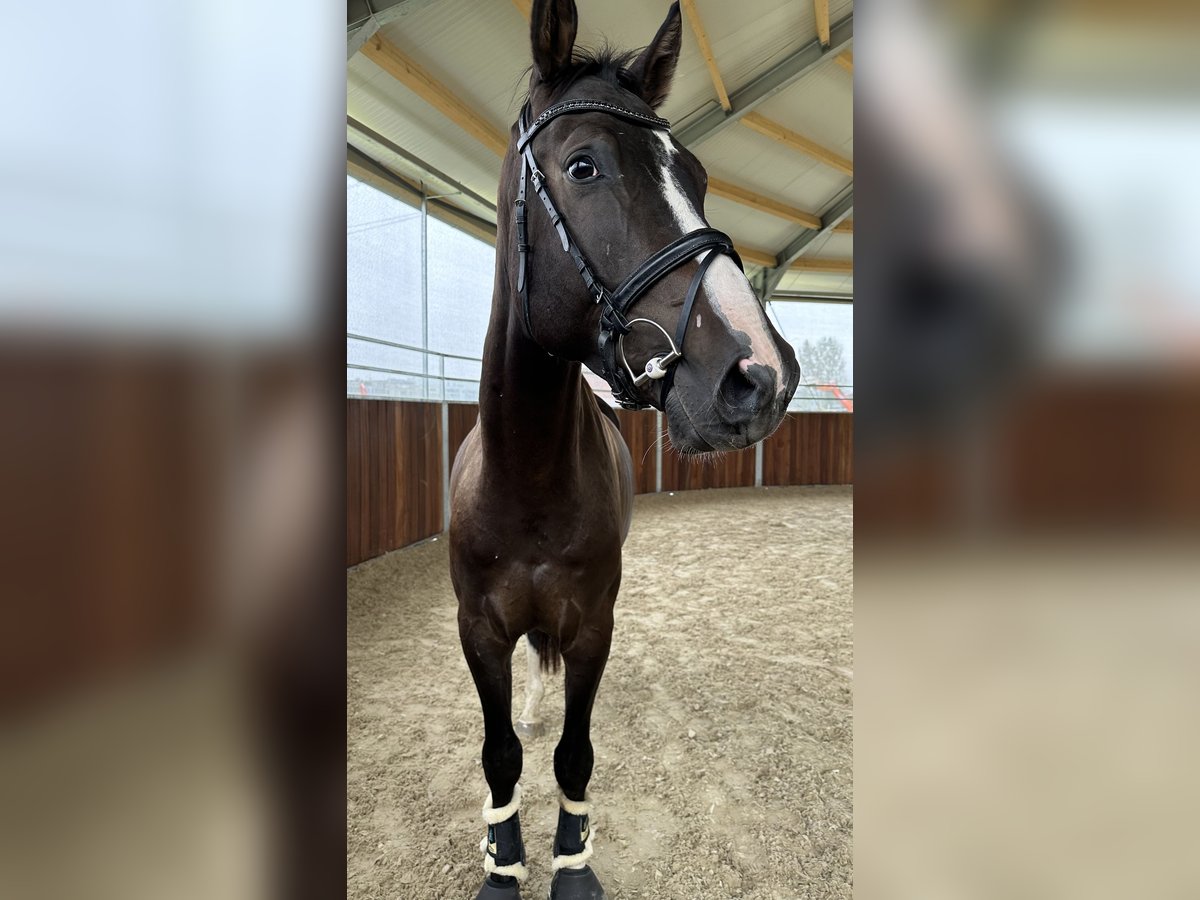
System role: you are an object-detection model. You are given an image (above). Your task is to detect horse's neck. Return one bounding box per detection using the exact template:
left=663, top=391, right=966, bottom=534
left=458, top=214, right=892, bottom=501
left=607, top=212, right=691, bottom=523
left=477, top=293, right=594, bottom=485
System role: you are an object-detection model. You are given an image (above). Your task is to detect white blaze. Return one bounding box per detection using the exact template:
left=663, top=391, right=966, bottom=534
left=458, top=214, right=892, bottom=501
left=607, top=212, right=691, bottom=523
left=653, top=132, right=784, bottom=377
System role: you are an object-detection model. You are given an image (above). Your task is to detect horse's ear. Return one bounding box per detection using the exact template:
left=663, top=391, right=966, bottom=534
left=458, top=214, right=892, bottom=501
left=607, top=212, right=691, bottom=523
left=530, top=0, right=578, bottom=83
left=628, top=1, right=683, bottom=109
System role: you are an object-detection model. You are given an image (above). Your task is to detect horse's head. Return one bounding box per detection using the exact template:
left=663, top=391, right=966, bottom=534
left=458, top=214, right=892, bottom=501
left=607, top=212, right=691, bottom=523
left=508, top=0, right=799, bottom=452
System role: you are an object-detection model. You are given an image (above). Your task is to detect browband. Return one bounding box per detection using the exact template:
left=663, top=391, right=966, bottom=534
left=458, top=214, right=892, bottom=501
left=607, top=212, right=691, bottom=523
left=517, top=99, right=671, bottom=151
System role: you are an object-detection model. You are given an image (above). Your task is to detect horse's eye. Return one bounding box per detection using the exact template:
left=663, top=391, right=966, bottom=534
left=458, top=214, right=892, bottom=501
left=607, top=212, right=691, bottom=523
left=567, top=157, right=599, bottom=181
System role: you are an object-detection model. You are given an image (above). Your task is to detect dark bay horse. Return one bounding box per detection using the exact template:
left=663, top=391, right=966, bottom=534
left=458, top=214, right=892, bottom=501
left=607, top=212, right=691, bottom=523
left=449, top=2, right=799, bottom=896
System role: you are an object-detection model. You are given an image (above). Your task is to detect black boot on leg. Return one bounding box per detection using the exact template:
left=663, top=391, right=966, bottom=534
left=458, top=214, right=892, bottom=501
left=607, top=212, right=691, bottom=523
left=474, top=784, right=527, bottom=900
left=548, top=792, right=605, bottom=900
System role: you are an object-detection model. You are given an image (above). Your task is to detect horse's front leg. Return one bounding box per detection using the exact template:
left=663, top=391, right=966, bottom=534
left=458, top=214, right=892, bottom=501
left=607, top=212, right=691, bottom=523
left=459, top=615, right=528, bottom=899
left=549, top=615, right=613, bottom=900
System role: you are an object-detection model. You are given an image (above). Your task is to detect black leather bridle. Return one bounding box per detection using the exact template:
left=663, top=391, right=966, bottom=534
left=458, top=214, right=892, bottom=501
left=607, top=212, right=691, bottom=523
left=514, top=97, right=743, bottom=410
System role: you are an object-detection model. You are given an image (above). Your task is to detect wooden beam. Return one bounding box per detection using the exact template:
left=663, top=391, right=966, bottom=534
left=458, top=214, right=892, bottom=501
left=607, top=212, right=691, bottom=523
left=681, top=0, right=732, bottom=111
left=836, top=51, right=853, bottom=73
left=740, top=112, right=853, bottom=177
left=361, top=33, right=508, bottom=156
left=511, top=0, right=531, bottom=20
left=791, top=258, right=852, bottom=273
left=733, top=246, right=853, bottom=274
left=833, top=218, right=853, bottom=234
left=707, top=178, right=821, bottom=229
left=814, top=0, right=831, bottom=47
left=735, top=245, right=776, bottom=269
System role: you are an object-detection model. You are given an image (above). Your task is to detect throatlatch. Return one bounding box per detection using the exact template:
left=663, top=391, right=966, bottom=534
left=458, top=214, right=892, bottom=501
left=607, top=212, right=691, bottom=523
left=476, top=784, right=528, bottom=899
left=549, top=792, right=606, bottom=900
left=514, top=99, right=743, bottom=410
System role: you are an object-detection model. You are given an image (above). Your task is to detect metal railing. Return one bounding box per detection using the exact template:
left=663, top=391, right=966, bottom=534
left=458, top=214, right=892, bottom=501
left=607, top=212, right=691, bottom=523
left=347, top=333, right=483, bottom=402
left=347, top=333, right=853, bottom=411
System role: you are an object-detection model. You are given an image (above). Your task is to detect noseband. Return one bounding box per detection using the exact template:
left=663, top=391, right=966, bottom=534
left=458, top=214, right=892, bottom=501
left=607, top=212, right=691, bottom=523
left=514, top=98, right=743, bottom=410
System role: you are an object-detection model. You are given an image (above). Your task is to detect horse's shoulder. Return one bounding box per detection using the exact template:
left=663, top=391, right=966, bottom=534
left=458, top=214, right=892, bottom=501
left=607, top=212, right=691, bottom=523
left=449, top=422, right=482, bottom=502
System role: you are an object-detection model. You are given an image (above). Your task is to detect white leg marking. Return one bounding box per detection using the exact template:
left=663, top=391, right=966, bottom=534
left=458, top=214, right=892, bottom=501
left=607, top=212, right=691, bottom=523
left=653, top=132, right=784, bottom=377
left=516, top=638, right=545, bottom=728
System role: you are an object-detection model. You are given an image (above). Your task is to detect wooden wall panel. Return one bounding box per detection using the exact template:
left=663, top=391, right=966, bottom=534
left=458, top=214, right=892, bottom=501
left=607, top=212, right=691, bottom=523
left=447, top=402, right=479, bottom=474
left=348, top=399, right=853, bottom=565
left=613, top=408, right=658, bottom=494
left=660, top=430, right=757, bottom=492
left=857, top=375, right=1200, bottom=532
left=1, top=347, right=215, bottom=712
left=346, top=399, right=443, bottom=567
left=762, top=413, right=854, bottom=486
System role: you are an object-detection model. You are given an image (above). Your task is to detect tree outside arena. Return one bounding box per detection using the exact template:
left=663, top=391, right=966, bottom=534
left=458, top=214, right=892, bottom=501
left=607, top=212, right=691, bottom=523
left=797, top=335, right=849, bottom=387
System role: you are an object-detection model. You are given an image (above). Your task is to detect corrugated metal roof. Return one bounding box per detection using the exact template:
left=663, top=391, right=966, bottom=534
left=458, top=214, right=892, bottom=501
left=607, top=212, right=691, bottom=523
left=699, top=121, right=849, bottom=212
left=755, top=62, right=853, bottom=157
left=347, top=0, right=853, bottom=296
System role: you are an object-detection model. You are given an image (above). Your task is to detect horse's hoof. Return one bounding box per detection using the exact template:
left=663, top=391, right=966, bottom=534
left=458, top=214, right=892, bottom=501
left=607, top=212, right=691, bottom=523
left=548, top=866, right=605, bottom=900
left=474, top=874, right=522, bottom=899
left=514, top=719, right=544, bottom=739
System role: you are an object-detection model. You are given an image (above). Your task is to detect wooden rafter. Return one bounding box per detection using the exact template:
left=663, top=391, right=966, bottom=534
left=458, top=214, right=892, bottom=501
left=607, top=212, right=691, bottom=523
left=511, top=0, right=532, bottom=20
left=681, top=0, right=732, bottom=111
left=708, top=178, right=821, bottom=229
left=734, top=245, right=775, bottom=269
left=735, top=246, right=853, bottom=274
left=791, top=258, right=852, bottom=273
left=741, top=112, right=853, bottom=177
left=836, top=51, right=853, bottom=73
left=833, top=219, right=853, bottom=234
left=361, top=33, right=508, bottom=156
left=814, top=0, right=831, bottom=47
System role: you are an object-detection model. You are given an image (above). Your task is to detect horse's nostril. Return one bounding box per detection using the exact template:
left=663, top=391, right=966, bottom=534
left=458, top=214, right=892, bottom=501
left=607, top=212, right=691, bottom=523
left=723, top=357, right=777, bottom=415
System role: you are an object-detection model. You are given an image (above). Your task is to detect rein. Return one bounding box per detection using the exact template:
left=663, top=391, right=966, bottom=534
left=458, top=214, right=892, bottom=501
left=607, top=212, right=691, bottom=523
left=514, top=97, right=743, bottom=410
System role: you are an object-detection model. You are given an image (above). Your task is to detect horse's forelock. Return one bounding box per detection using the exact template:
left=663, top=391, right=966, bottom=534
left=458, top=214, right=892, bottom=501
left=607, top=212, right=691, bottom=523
left=528, top=44, right=642, bottom=103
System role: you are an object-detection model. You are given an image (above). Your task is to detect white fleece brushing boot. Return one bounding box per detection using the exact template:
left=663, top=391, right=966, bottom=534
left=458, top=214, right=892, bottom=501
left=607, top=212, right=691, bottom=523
left=548, top=791, right=605, bottom=900
left=474, top=783, right=528, bottom=899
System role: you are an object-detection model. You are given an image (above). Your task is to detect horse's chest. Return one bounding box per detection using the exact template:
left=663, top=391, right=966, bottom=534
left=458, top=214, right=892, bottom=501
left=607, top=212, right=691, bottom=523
left=506, top=517, right=619, bottom=573
left=459, top=511, right=620, bottom=598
